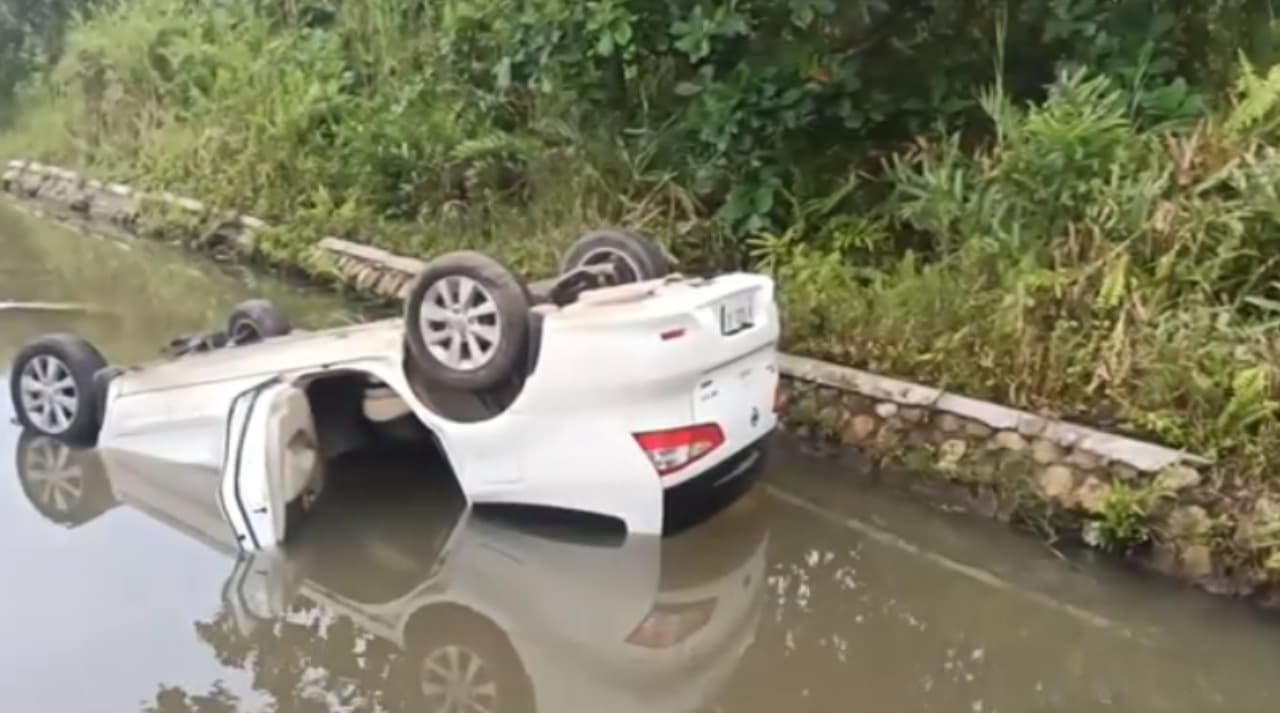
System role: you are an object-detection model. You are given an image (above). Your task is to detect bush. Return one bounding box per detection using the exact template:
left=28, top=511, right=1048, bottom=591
left=6, top=0, right=1280, bottom=241
left=0, top=0, right=101, bottom=122
left=773, top=67, right=1280, bottom=486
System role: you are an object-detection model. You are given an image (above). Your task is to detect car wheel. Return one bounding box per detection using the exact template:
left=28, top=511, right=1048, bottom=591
left=398, top=605, right=536, bottom=713
left=404, top=251, right=530, bottom=392
left=227, top=299, right=292, bottom=345
left=559, top=228, right=670, bottom=284
left=9, top=334, right=108, bottom=444
left=15, top=431, right=115, bottom=527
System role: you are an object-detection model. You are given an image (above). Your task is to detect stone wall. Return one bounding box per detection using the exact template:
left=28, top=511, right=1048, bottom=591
left=317, top=237, right=425, bottom=299
left=777, top=362, right=1227, bottom=582
left=6, top=157, right=1275, bottom=604
left=2, top=159, right=262, bottom=260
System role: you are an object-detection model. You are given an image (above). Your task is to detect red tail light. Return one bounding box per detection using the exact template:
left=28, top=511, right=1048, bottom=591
left=633, top=424, right=725, bottom=476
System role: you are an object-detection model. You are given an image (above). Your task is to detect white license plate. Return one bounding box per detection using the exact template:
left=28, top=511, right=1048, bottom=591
left=718, top=292, right=755, bottom=335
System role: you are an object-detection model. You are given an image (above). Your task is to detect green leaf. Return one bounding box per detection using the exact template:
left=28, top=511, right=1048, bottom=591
left=596, top=33, right=614, bottom=57
left=493, top=56, right=513, bottom=90
left=1245, top=295, right=1280, bottom=313
left=1095, top=253, right=1129, bottom=310
left=753, top=185, right=775, bottom=213
left=675, top=81, right=702, bottom=96
left=614, top=21, right=633, bottom=47
left=673, top=31, right=702, bottom=59
left=1232, top=365, right=1271, bottom=398
left=719, top=14, right=749, bottom=37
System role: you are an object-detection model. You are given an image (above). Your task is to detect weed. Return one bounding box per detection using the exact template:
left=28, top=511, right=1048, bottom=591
left=1084, top=482, right=1168, bottom=552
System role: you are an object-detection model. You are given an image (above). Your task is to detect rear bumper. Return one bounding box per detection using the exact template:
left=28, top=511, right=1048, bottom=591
left=663, top=435, right=770, bottom=533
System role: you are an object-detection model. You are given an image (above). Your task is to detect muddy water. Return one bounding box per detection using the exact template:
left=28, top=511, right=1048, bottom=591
left=2, top=203, right=1279, bottom=713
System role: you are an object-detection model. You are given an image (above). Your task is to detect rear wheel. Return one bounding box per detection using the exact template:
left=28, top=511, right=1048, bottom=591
left=227, top=299, right=292, bottom=345
left=404, top=251, right=530, bottom=392
left=9, top=334, right=108, bottom=444
left=559, top=228, right=669, bottom=285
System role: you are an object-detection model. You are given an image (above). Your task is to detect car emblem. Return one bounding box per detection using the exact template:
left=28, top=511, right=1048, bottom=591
left=750, top=407, right=760, bottom=427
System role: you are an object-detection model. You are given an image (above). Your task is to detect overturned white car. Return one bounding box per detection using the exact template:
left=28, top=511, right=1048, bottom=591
left=8, top=229, right=781, bottom=548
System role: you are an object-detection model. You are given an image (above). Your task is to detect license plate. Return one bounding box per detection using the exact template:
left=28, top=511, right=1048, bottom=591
left=718, top=292, right=755, bottom=335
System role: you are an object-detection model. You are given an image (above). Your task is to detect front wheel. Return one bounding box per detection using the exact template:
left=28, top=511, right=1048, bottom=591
left=403, top=251, right=530, bottom=392
left=9, top=334, right=108, bottom=444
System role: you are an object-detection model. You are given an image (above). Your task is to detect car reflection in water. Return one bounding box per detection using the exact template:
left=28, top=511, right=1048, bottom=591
left=15, top=432, right=770, bottom=713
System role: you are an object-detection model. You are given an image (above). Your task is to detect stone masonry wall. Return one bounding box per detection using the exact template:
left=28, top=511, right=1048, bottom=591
left=777, top=368, right=1223, bottom=582
left=2, top=159, right=260, bottom=260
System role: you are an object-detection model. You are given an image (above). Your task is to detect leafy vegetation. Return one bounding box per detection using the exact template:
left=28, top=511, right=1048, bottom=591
left=5, top=1, right=1277, bottom=251
left=1084, top=481, right=1169, bottom=552
left=777, top=64, right=1280, bottom=487
left=0, top=0, right=100, bottom=122
left=5, top=2, right=1280, bottom=511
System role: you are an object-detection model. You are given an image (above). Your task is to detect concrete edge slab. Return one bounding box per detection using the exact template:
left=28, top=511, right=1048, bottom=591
left=778, top=353, right=1209, bottom=472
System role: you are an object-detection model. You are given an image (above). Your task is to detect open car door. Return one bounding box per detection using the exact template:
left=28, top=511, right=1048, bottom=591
left=219, top=378, right=325, bottom=551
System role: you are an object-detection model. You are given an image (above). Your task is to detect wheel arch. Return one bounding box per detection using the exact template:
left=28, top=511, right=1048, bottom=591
left=291, top=366, right=466, bottom=496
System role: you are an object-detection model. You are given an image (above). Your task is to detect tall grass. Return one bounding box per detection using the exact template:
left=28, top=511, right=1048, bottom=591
left=761, top=67, right=1280, bottom=489
left=0, top=0, right=690, bottom=273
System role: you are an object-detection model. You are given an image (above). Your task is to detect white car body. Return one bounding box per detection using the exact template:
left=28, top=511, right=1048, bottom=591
left=95, top=273, right=781, bottom=548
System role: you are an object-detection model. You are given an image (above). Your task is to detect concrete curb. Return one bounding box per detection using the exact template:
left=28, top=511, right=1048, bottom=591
left=778, top=353, right=1207, bottom=474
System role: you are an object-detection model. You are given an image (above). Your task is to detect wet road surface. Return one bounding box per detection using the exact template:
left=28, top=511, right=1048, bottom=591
left=2, top=202, right=1280, bottom=713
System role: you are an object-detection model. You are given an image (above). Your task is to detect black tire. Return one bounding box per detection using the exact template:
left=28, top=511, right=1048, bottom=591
left=404, top=251, right=530, bottom=392
left=559, top=228, right=670, bottom=284
left=395, top=604, right=536, bottom=713
left=227, top=299, right=292, bottom=345
left=9, top=334, right=108, bottom=444
left=92, top=366, right=123, bottom=428
left=15, top=430, right=116, bottom=528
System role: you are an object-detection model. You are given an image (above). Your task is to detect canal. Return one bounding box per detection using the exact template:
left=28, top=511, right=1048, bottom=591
left=1, top=202, right=1277, bottom=713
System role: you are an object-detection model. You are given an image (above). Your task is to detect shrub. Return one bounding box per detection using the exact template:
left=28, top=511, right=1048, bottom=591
left=775, top=67, right=1280, bottom=486
left=9, top=0, right=1280, bottom=239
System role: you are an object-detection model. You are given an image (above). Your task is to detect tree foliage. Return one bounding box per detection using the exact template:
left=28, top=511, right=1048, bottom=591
left=0, top=0, right=99, bottom=120
left=5, top=1, right=1280, bottom=234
